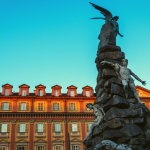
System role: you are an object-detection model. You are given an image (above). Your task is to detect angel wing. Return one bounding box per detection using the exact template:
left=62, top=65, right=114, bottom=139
left=89, top=2, right=113, bottom=21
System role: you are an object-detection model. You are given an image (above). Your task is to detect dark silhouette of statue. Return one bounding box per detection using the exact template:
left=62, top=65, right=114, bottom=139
left=89, top=2, right=123, bottom=48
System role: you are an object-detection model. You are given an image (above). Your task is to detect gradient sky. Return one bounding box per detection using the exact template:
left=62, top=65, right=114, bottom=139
left=0, top=0, right=150, bottom=93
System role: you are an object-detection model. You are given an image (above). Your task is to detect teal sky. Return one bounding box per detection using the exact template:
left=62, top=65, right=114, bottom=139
left=0, top=0, right=150, bottom=93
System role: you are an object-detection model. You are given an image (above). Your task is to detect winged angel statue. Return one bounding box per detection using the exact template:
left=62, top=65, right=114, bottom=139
left=89, top=2, right=123, bottom=48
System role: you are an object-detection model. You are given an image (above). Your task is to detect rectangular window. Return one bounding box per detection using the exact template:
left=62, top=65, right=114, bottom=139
left=20, top=124, right=25, bottom=132
left=88, top=123, right=92, bottom=130
left=70, top=103, right=76, bottom=111
left=72, top=123, right=77, bottom=132
left=71, top=103, right=74, bottom=111
left=72, top=145, right=78, bottom=150
left=37, top=102, right=44, bottom=111
left=38, top=146, right=43, bottom=150
left=0, top=147, right=6, bottom=150
left=1, top=124, right=7, bottom=132
left=21, top=103, right=26, bottom=111
left=3, top=103, right=9, bottom=110
left=54, top=103, right=60, bottom=111
left=55, top=145, right=61, bottom=150
left=54, top=90, right=59, bottom=96
left=86, top=91, right=90, bottom=97
left=5, top=89, right=9, bottom=96
left=22, top=90, right=26, bottom=96
left=17, top=147, right=26, bottom=150
left=38, top=90, right=43, bottom=96
left=70, top=90, right=74, bottom=97
left=55, top=123, right=60, bottom=132
left=38, top=124, right=43, bottom=132
left=55, top=103, right=58, bottom=111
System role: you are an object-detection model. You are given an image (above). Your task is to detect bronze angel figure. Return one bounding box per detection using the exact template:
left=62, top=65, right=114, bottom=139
left=89, top=2, right=123, bottom=37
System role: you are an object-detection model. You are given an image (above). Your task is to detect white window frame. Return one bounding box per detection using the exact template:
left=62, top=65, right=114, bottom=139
left=70, top=103, right=77, bottom=111
left=5, top=89, right=9, bottom=96
left=54, top=90, right=59, bottom=96
left=72, top=123, right=78, bottom=132
left=86, top=91, right=90, bottom=97
left=20, top=124, right=25, bottom=132
left=37, top=102, right=44, bottom=111
left=55, top=123, right=60, bottom=132
left=1, top=123, right=7, bottom=132
left=38, top=90, right=43, bottom=96
left=70, top=90, right=74, bottom=97
left=0, top=146, right=6, bottom=150
left=72, top=145, right=79, bottom=150
left=38, top=123, right=43, bottom=132
left=37, top=146, right=43, bottom=150
left=55, top=145, right=61, bottom=150
left=17, top=146, right=26, bottom=150
left=3, top=103, right=9, bottom=111
left=21, top=102, right=26, bottom=111
left=22, top=89, right=26, bottom=96
left=88, top=123, right=92, bottom=131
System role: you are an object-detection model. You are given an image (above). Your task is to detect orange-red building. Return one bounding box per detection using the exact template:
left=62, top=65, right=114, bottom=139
left=0, top=84, right=149, bottom=150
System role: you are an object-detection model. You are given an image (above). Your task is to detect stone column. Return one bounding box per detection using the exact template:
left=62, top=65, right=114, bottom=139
left=29, top=120, right=34, bottom=150
left=80, top=120, right=86, bottom=150
left=79, top=101, right=84, bottom=112
left=10, top=120, right=17, bottom=150
left=64, top=120, right=69, bottom=150
left=12, top=100, right=17, bottom=112
left=47, top=119, right=52, bottom=150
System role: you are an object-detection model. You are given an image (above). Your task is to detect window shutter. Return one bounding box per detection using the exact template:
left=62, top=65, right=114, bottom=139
left=7, top=123, right=10, bottom=132
left=9, top=102, right=12, bottom=111
left=85, top=103, right=87, bottom=111
left=0, top=102, right=3, bottom=111
left=37, top=103, right=40, bottom=111
left=17, top=124, right=20, bottom=132
left=26, top=102, right=29, bottom=111
left=25, top=124, right=28, bottom=132
left=43, top=102, right=45, bottom=111
left=69, top=103, right=71, bottom=111
left=35, top=124, right=38, bottom=132
left=53, top=103, right=55, bottom=111
left=60, top=123, right=63, bottom=132
left=0, top=124, right=1, bottom=132
left=77, top=123, right=80, bottom=132
left=87, top=123, right=89, bottom=132
left=73, top=103, right=76, bottom=111
left=43, top=124, right=46, bottom=132
left=41, top=103, right=43, bottom=111
left=18, top=102, right=21, bottom=111
left=24, top=146, right=27, bottom=150
left=53, top=123, right=55, bottom=132
left=70, top=123, right=72, bottom=132
left=59, top=103, right=61, bottom=111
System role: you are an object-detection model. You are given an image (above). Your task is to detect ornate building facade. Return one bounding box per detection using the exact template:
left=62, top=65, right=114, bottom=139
left=0, top=84, right=149, bottom=150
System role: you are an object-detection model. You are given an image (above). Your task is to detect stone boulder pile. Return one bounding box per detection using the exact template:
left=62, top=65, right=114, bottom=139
left=83, top=44, right=150, bottom=150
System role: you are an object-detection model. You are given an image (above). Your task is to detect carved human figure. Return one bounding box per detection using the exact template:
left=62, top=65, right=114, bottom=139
left=94, top=140, right=131, bottom=150
left=82, top=103, right=105, bottom=143
left=101, top=59, right=146, bottom=104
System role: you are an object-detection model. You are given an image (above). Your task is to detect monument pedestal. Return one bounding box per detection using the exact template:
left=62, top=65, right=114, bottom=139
left=83, top=44, right=150, bottom=150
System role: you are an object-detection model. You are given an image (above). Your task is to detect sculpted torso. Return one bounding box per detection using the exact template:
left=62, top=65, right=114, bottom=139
left=115, top=64, right=131, bottom=81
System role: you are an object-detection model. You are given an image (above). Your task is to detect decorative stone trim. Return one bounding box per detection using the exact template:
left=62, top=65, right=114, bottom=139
left=29, top=120, right=34, bottom=124
left=11, top=120, right=17, bottom=124
left=80, top=120, right=85, bottom=124
left=64, top=120, right=69, bottom=124
left=47, top=119, right=52, bottom=124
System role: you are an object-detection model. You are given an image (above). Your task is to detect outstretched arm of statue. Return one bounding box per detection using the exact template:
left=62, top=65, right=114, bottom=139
left=130, top=70, right=146, bottom=86
left=118, top=31, right=123, bottom=37
left=100, top=61, right=115, bottom=67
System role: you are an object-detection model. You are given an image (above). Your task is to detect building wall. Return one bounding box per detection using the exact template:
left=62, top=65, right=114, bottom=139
left=0, top=85, right=150, bottom=150
left=0, top=95, right=95, bottom=150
